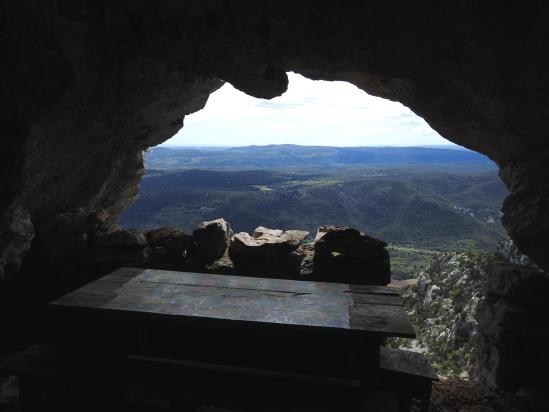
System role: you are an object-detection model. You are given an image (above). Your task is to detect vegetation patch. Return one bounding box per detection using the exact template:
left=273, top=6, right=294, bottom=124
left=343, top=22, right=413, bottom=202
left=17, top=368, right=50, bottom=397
left=390, top=252, right=501, bottom=377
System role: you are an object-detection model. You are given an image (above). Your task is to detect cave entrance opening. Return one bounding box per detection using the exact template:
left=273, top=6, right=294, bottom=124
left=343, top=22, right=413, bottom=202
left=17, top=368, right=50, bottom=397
left=117, top=72, right=509, bottom=380
left=121, top=72, right=507, bottom=281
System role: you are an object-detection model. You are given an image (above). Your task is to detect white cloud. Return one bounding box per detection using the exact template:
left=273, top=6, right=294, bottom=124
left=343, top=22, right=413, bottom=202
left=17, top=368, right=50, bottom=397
left=163, top=72, right=450, bottom=147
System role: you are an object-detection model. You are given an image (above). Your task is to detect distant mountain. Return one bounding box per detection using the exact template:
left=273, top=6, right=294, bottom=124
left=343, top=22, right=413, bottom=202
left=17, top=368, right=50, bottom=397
left=145, top=145, right=496, bottom=171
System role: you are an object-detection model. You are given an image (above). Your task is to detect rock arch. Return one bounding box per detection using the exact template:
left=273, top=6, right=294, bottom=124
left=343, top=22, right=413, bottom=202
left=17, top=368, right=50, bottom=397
left=2, top=1, right=548, bottom=280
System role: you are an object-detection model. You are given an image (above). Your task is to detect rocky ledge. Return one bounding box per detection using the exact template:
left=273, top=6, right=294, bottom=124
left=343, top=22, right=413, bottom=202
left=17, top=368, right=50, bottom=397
left=392, top=240, right=549, bottom=410
left=21, top=216, right=391, bottom=297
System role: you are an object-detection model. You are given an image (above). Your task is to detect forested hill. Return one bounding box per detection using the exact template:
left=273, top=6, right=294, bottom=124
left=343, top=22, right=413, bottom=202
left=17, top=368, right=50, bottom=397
left=146, top=145, right=496, bottom=170
left=121, top=167, right=507, bottom=252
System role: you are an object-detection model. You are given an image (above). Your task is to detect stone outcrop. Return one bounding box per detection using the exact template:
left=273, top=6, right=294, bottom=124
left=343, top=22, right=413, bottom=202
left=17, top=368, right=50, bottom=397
left=312, top=226, right=390, bottom=285
left=193, top=218, right=232, bottom=265
left=19, top=219, right=391, bottom=287
left=497, top=238, right=539, bottom=269
left=0, top=207, right=34, bottom=281
left=95, top=230, right=147, bottom=248
left=146, top=227, right=195, bottom=269
left=146, top=228, right=194, bottom=258
left=229, top=226, right=308, bottom=277
left=471, top=259, right=549, bottom=391
left=226, top=225, right=390, bottom=285
left=396, top=252, right=494, bottom=376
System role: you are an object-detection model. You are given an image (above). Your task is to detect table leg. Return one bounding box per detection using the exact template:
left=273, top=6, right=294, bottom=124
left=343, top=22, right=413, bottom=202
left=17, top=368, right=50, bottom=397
left=349, top=336, right=382, bottom=411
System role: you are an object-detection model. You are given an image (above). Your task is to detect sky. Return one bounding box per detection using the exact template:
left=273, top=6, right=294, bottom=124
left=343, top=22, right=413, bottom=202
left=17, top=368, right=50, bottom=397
left=162, top=72, right=451, bottom=147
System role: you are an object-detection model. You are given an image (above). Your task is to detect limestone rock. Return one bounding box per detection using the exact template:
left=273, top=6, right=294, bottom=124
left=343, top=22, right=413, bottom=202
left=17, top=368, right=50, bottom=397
left=193, top=218, right=231, bottom=264
left=38, top=210, right=93, bottom=233
left=398, top=252, right=494, bottom=376
left=232, top=227, right=309, bottom=253
left=229, top=226, right=309, bottom=277
left=482, top=260, right=549, bottom=310
left=30, top=233, right=88, bottom=262
left=471, top=258, right=549, bottom=391
left=312, top=226, right=390, bottom=285
left=94, top=229, right=147, bottom=248
left=253, top=226, right=283, bottom=238
left=85, top=246, right=149, bottom=267
left=204, top=251, right=235, bottom=276
left=315, top=226, right=387, bottom=259
left=497, top=238, right=540, bottom=269
left=146, top=227, right=194, bottom=258
left=0, top=206, right=34, bottom=281
left=297, top=242, right=315, bottom=278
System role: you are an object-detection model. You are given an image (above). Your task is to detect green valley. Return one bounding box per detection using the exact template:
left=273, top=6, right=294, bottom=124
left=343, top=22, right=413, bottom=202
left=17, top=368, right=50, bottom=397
left=121, top=146, right=508, bottom=279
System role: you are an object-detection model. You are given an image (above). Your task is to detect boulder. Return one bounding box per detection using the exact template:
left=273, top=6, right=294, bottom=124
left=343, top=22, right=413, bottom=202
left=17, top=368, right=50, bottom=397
left=37, top=210, right=90, bottom=233
left=312, top=226, right=390, bottom=285
left=29, top=232, right=88, bottom=262
left=297, top=242, right=315, bottom=279
left=193, top=218, right=232, bottom=264
left=145, top=227, right=194, bottom=258
left=94, top=229, right=147, bottom=248
left=0, top=206, right=34, bottom=281
left=497, top=238, right=540, bottom=269
left=229, top=226, right=309, bottom=277
left=232, top=227, right=308, bottom=254
left=84, top=229, right=149, bottom=267
left=204, top=251, right=235, bottom=276
left=315, top=225, right=387, bottom=260
left=471, top=260, right=549, bottom=391
left=85, top=245, right=149, bottom=266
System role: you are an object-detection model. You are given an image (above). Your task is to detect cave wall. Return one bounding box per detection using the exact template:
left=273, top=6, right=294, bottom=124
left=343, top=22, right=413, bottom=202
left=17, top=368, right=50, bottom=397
left=2, top=0, right=549, bottom=391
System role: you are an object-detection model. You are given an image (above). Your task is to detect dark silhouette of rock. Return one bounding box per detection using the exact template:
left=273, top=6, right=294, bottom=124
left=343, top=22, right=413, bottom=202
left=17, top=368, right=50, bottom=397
left=30, top=233, right=88, bottom=262
left=94, top=230, right=147, bottom=248
left=145, top=227, right=195, bottom=270
left=312, top=226, right=390, bottom=285
left=472, top=260, right=549, bottom=392
left=0, top=207, right=34, bottom=281
left=204, top=251, right=235, bottom=276
left=146, top=227, right=194, bottom=258
left=229, top=226, right=309, bottom=277
left=298, top=242, right=315, bottom=278
left=37, top=210, right=91, bottom=234
left=86, top=229, right=148, bottom=266
left=193, top=218, right=232, bottom=264
left=497, top=238, right=540, bottom=269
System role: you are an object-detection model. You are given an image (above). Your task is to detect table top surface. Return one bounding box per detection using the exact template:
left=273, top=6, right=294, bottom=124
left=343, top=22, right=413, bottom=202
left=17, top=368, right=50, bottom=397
left=51, top=267, right=415, bottom=338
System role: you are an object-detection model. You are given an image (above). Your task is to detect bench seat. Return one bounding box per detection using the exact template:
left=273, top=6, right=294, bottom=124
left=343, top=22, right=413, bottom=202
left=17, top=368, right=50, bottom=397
left=379, top=346, right=437, bottom=412
left=1, top=345, right=362, bottom=412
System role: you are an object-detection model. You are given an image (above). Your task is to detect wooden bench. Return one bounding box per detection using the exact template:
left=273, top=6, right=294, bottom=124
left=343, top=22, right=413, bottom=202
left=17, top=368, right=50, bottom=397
left=379, top=346, right=437, bottom=412
left=1, top=345, right=364, bottom=411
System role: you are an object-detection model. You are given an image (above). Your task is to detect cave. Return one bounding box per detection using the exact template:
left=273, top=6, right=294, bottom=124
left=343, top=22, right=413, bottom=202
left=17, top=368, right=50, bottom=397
left=2, top=1, right=549, bottom=410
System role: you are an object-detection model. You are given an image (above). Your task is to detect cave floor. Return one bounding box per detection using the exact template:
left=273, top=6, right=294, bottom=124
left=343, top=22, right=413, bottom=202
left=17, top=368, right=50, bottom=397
left=0, top=375, right=533, bottom=412
left=426, top=378, right=529, bottom=412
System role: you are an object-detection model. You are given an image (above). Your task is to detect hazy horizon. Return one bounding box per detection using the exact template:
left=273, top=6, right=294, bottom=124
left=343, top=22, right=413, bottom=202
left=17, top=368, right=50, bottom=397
left=159, top=143, right=461, bottom=148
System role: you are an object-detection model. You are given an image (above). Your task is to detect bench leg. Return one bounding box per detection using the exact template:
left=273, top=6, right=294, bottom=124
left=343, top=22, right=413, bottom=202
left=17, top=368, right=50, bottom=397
left=350, top=336, right=382, bottom=410
left=420, top=384, right=432, bottom=412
